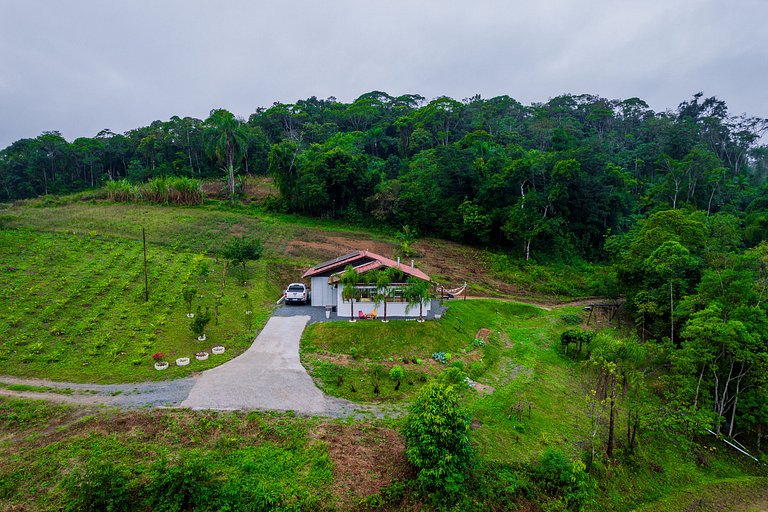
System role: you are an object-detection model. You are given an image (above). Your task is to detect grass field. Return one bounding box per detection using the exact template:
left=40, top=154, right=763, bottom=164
left=0, top=228, right=277, bottom=382
left=302, top=300, right=589, bottom=459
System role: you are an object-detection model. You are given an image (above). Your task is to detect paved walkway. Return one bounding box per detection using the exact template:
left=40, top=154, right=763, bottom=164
left=181, top=315, right=358, bottom=415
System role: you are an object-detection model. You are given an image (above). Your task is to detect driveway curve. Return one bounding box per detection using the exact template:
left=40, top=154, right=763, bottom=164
left=182, top=316, right=348, bottom=414
left=0, top=315, right=395, bottom=417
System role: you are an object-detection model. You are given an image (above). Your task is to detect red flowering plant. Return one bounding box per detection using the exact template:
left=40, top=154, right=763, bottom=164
left=152, top=352, right=165, bottom=361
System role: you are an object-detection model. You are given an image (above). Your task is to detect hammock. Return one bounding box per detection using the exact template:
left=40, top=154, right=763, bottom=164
left=438, top=282, right=467, bottom=298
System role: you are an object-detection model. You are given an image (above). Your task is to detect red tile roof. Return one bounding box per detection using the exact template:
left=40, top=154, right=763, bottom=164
left=301, top=250, right=431, bottom=282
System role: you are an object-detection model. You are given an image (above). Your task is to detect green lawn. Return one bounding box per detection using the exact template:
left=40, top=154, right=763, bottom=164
left=0, top=397, right=337, bottom=511
left=0, top=229, right=277, bottom=383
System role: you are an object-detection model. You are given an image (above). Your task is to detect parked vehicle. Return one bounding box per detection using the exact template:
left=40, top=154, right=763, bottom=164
left=284, top=283, right=309, bottom=304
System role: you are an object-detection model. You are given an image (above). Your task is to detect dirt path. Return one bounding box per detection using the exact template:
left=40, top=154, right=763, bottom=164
left=462, top=295, right=615, bottom=311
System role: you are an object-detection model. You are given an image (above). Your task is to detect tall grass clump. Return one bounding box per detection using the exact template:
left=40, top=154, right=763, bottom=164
left=104, top=179, right=138, bottom=202
left=138, top=176, right=203, bottom=205
left=104, top=176, right=203, bottom=205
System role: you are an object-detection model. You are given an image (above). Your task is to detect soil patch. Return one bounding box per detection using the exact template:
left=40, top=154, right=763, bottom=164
left=475, top=328, right=492, bottom=341
left=311, top=423, right=412, bottom=507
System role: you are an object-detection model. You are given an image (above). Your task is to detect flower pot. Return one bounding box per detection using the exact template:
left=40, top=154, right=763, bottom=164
left=197, top=334, right=207, bottom=341
left=211, top=346, right=225, bottom=355
left=195, top=352, right=209, bottom=361
left=154, top=361, right=169, bottom=370
left=186, top=313, right=195, bottom=318
left=176, top=357, right=190, bottom=366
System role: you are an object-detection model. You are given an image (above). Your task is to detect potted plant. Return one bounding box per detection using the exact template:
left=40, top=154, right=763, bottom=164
left=152, top=352, right=168, bottom=370
left=195, top=351, right=209, bottom=361
left=176, top=357, right=190, bottom=366
left=211, top=346, right=225, bottom=355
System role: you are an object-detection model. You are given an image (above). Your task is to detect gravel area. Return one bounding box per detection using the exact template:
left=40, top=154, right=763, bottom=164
left=0, top=375, right=195, bottom=408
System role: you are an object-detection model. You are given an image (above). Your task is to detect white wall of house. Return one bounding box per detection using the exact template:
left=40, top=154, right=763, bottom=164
left=310, top=277, right=337, bottom=307
left=335, top=286, right=431, bottom=318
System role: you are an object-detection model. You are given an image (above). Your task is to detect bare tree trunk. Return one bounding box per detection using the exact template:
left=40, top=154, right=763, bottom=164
left=727, top=372, right=742, bottom=437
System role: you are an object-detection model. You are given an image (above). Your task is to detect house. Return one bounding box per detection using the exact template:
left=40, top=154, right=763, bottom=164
left=301, top=250, right=432, bottom=318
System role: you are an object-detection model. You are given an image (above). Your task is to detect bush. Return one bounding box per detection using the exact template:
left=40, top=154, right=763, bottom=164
left=145, top=453, right=220, bottom=511
left=402, top=382, right=474, bottom=505
left=533, top=449, right=592, bottom=511
left=559, top=313, right=583, bottom=325
left=63, top=459, right=133, bottom=512
left=560, top=329, right=594, bottom=356
left=389, top=365, right=404, bottom=391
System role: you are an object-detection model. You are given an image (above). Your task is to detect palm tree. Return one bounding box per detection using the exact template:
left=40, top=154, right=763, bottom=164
left=206, top=109, right=247, bottom=201
left=404, top=276, right=431, bottom=322
left=373, top=268, right=395, bottom=322
left=340, top=265, right=360, bottom=322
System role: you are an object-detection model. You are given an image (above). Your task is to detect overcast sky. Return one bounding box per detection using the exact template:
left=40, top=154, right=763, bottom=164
left=1, top=0, right=766, bottom=148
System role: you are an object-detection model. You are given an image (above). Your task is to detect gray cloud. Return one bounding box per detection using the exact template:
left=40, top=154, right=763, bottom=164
left=1, top=0, right=766, bottom=147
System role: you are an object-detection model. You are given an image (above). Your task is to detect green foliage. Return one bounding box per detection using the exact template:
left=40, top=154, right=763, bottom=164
left=560, top=329, right=594, bottom=356
left=63, top=459, right=133, bottom=512
left=221, top=236, right=263, bottom=272
left=146, top=453, right=219, bottom=512
left=389, top=365, right=404, bottom=388
left=190, top=306, right=212, bottom=338
left=558, top=313, right=583, bottom=325
left=182, top=285, right=197, bottom=312
left=402, top=382, right=474, bottom=505
left=533, top=449, right=592, bottom=511
left=104, top=177, right=203, bottom=205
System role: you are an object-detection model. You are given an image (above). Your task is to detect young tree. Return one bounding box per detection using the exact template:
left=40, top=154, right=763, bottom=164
left=402, top=382, right=473, bottom=504
left=182, top=286, right=196, bottom=314
left=221, top=236, right=263, bottom=274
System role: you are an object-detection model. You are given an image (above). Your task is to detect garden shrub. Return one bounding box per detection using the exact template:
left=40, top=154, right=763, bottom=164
left=63, top=459, right=134, bottom=512
left=559, top=313, right=583, bottom=326
left=533, top=449, right=592, bottom=511
left=145, top=453, right=220, bottom=512
left=402, top=382, right=474, bottom=505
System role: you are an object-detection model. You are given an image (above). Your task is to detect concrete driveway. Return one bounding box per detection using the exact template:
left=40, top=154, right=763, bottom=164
left=181, top=315, right=330, bottom=414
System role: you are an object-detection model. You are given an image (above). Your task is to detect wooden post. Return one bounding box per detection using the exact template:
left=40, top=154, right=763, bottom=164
left=142, top=227, right=149, bottom=302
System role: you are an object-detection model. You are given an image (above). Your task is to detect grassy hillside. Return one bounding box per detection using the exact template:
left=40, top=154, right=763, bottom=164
left=0, top=197, right=765, bottom=511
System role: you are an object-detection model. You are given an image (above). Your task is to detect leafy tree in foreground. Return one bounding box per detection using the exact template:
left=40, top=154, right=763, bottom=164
left=402, top=381, right=473, bottom=505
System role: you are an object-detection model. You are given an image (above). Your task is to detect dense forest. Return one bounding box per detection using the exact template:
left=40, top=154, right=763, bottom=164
left=1, top=92, right=766, bottom=261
